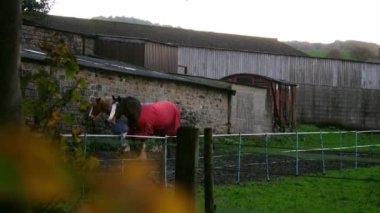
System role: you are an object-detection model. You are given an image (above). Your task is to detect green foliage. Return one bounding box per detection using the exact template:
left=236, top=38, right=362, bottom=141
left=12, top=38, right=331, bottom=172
left=304, top=49, right=329, bottom=58
left=19, top=34, right=100, bottom=211
left=32, top=200, right=68, bottom=213
left=349, top=46, right=376, bottom=61
left=339, top=50, right=351, bottom=60
left=22, top=0, right=54, bottom=14
left=287, top=40, right=380, bottom=61
left=21, top=33, right=89, bottom=136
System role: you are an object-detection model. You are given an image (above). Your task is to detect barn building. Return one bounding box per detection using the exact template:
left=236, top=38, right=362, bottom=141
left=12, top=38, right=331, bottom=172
left=22, top=13, right=380, bottom=131
left=21, top=47, right=235, bottom=133
left=223, top=74, right=296, bottom=132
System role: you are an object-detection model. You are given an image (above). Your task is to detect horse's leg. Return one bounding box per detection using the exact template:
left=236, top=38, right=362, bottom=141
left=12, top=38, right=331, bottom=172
left=150, top=139, right=162, bottom=152
left=123, top=141, right=130, bottom=152
left=137, top=143, right=147, bottom=159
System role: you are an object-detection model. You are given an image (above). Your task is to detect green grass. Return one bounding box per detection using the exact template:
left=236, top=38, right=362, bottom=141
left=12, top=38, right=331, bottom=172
left=197, top=166, right=380, bottom=213
left=305, top=49, right=329, bottom=58
left=208, top=124, right=380, bottom=159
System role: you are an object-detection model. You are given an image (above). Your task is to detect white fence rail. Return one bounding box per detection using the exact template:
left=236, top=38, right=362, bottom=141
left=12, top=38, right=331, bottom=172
left=62, top=130, right=380, bottom=185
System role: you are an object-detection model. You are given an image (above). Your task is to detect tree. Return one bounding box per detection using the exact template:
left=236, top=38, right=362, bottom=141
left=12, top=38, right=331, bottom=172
left=22, top=0, right=54, bottom=14
left=349, top=46, right=375, bottom=61
left=0, top=0, right=23, bottom=125
left=327, top=49, right=341, bottom=59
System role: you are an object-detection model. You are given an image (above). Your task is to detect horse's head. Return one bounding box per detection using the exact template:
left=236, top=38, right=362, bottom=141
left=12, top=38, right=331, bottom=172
left=108, top=95, right=120, bottom=122
left=88, top=97, right=102, bottom=119
left=113, top=96, right=142, bottom=129
left=88, top=96, right=115, bottom=120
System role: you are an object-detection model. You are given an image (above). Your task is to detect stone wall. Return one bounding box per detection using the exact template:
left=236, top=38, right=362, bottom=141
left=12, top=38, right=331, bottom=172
left=22, top=25, right=94, bottom=56
left=21, top=61, right=230, bottom=134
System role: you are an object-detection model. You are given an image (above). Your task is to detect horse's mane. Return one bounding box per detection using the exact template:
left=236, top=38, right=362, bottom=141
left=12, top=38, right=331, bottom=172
left=90, top=96, right=114, bottom=105
left=102, top=96, right=114, bottom=103
left=118, top=96, right=142, bottom=132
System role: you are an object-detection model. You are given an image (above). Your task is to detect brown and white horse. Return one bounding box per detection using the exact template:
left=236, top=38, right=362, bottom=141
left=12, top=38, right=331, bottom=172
left=89, top=96, right=129, bottom=136
left=88, top=96, right=117, bottom=122
left=88, top=96, right=131, bottom=153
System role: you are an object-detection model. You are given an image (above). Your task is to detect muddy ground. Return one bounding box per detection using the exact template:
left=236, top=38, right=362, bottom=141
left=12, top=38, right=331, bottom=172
left=90, top=148, right=380, bottom=185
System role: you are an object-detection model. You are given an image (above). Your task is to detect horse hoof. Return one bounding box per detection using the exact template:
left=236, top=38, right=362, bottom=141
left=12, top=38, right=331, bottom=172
left=120, top=144, right=130, bottom=152
left=150, top=145, right=161, bottom=152
left=138, top=152, right=147, bottom=160
left=124, top=146, right=130, bottom=152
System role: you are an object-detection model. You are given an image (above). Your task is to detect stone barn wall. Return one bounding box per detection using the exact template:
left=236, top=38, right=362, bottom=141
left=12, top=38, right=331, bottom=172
left=22, top=25, right=94, bottom=56
left=21, top=61, right=230, bottom=134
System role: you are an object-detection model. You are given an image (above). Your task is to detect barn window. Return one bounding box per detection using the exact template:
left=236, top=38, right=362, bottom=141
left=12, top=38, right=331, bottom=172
left=178, top=65, right=188, bottom=75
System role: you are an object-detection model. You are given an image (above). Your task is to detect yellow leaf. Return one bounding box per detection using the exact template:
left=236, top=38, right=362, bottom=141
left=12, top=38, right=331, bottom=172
left=0, top=127, right=75, bottom=202
left=47, top=111, right=61, bottom=127
left=83, top=156, right=99, bottom=171
left=73, top=136, right=81, bottom=144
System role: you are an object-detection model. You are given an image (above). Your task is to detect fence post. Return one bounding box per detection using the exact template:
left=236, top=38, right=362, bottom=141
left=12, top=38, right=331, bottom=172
left=163, top=135, right=168, bottom=188
left=204, top=128, right=215, bottom=213
left=236, top=132, right=242, bottom=183
left=339, top=131, right=343, bottom=169
left=83, top=132, right=88, bottom=156
left=320, top=130, right=326, bottom=175
left=120, top=133, right=124, bottom=176
left=175, top=127, right=200, bottom=213
left=295, top=131, right=299, bottom=176
left=82, top=132, right=88, bottom=196
left=265, top=134, right=270, bottom=181
left=355, top=131, right=358, bottom=169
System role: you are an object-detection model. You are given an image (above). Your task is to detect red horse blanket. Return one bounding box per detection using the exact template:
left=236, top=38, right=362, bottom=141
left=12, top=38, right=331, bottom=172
left=128, top=101, right=180, bottom=136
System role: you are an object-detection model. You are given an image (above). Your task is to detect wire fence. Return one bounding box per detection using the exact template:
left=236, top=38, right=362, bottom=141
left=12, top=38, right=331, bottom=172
left=62, top=130, right=380, bottom=186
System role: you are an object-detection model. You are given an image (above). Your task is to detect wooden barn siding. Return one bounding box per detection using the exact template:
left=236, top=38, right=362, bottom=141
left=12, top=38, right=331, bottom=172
left=297, top=85, right=380, bottom=129
left=179, top=47, right=380, bottom=129
left=94, top=39, right=145, bottom=67
left=144, top=42, right=178, bottom=73
left=178, top=47, right=380, bottom=89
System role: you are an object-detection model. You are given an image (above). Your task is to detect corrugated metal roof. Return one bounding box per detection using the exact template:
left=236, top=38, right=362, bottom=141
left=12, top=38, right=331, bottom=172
left=21, top=47, right=235, bottom=94
left=23, top=13, right=307, bottom=57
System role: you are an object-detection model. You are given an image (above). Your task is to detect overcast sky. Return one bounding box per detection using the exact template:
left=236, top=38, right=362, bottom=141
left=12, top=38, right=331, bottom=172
left=49, top=0, right=380, bottom=44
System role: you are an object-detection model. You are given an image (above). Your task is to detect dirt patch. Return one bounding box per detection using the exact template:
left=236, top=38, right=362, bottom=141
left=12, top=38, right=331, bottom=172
left=90, top=149, right=380, bottom=185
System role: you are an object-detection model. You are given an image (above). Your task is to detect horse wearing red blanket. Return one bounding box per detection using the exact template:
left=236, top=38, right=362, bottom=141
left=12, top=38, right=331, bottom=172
left=112, top=96, right=180, bottom=158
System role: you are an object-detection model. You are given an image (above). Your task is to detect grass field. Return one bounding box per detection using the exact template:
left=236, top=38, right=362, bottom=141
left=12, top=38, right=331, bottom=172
left=209, top=124, right=380, bottom=156
left=196, top=124, right=380, bottom=212
left=197, top=166, right=380, bottom=213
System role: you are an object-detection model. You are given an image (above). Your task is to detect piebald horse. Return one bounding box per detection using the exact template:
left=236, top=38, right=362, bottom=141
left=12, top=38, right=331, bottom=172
left=88, top=96, right=127, bottom=134
left=89, top=96, right=116, bottom=121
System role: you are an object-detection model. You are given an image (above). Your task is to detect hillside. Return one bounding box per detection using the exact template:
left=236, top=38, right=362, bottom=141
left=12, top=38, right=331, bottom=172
left=91, top=16, right=177, bottom=28
left=285, top=40, right=380, bottom=61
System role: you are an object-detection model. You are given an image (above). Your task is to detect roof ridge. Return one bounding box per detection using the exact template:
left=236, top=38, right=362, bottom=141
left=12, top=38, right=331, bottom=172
left=23, top=13, right=307, bottom=57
